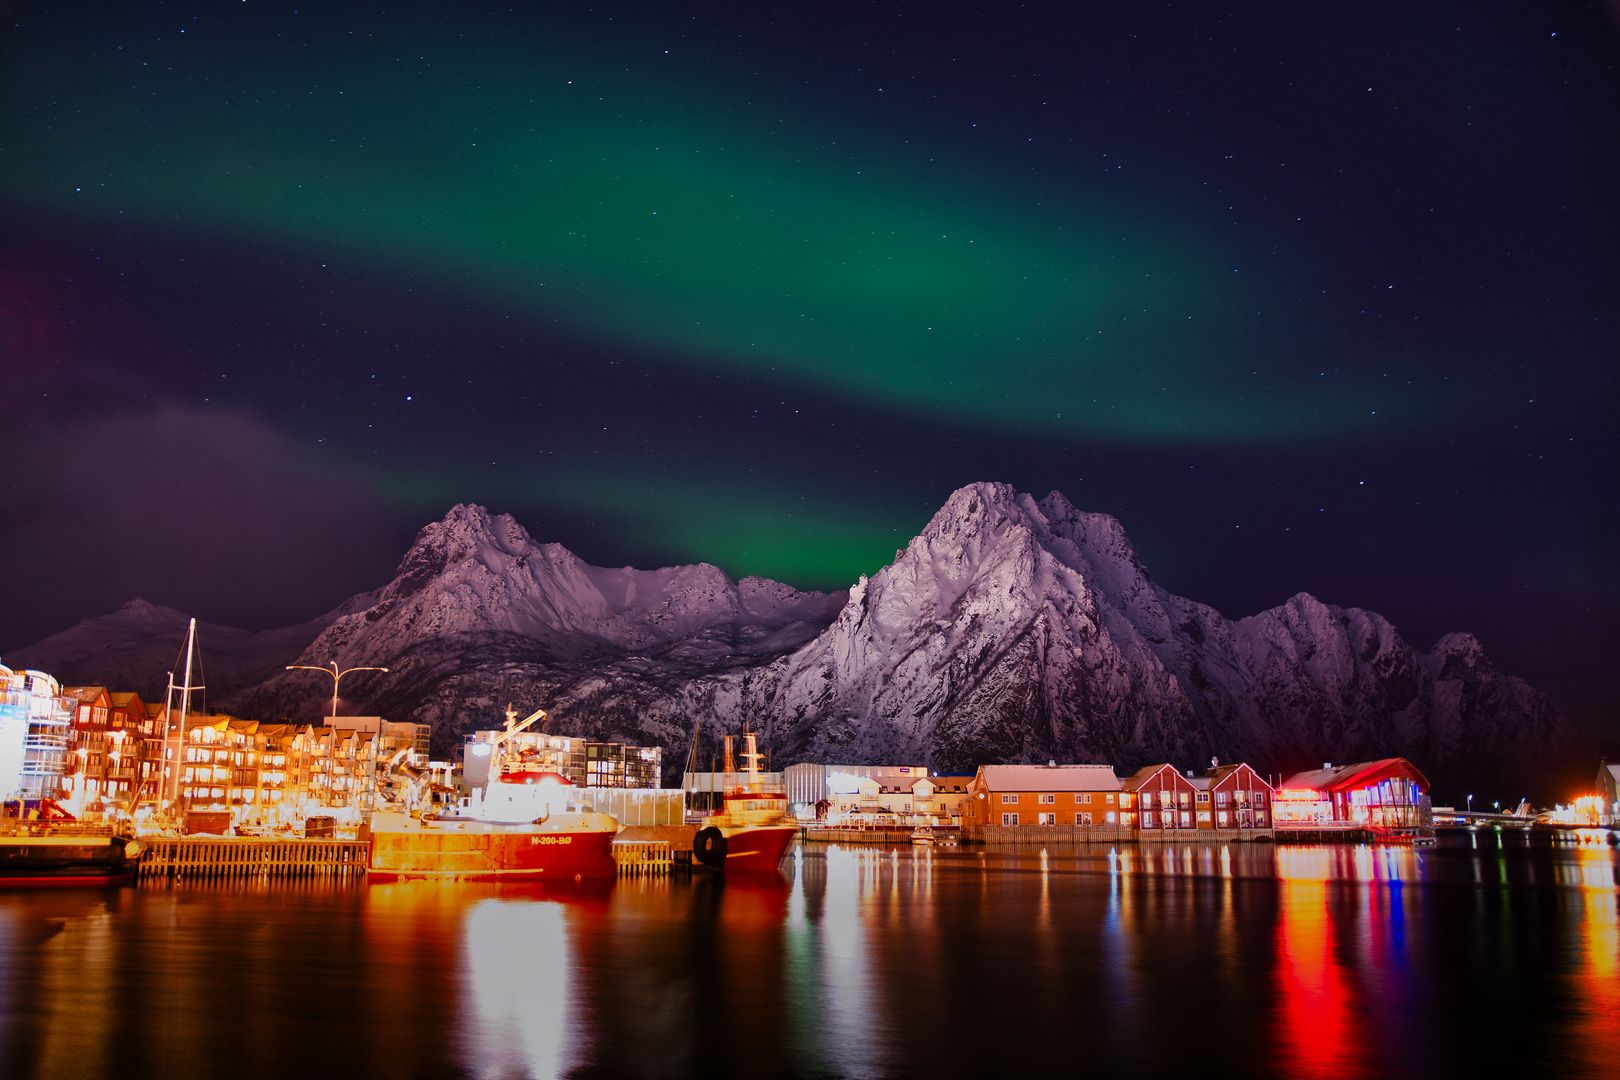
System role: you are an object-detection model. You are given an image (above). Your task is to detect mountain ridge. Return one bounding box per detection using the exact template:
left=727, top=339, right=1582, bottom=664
left=6, top=484, right=1582, bottom=799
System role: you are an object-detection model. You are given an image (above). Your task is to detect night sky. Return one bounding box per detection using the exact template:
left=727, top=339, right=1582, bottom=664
left=1, top=2, right=1616, bottom=736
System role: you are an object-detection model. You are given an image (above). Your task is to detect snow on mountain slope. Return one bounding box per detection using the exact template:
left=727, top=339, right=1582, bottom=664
left=655, top=483, right=1577, bottom=794
left=226, top=504, right=847, bottom=725
left=10, top=487, right=1578, bottom=796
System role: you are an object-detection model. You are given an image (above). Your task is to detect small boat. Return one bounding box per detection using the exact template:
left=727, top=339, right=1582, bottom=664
left=692, top=733, right=797, bottom=872
left=910, top=827, right=935, bottom=845
left=0, top=834, right=145, bottom=888
left=368, top=705, right=619, bottom=883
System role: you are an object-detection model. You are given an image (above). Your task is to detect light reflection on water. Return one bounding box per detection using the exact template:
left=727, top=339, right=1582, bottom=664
left=0, top=831, right=1614, bottom=1079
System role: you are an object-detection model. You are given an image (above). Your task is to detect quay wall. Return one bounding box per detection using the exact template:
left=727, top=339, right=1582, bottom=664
left=967, top=825, right=1278, bottom=844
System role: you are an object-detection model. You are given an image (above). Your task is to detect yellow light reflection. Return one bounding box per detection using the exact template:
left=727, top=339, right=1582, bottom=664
left=1570, top=846, right=1620, bottom=1071
left=462, top=899, right=570, bottom=1080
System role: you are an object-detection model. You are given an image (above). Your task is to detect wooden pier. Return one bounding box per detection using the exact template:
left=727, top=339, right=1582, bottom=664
left=135, top=837, right=370, bottom=882
left=612, top=839, right=673, bottom=876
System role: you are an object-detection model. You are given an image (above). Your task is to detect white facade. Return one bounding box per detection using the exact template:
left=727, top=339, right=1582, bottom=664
left=0, top=663, right=30, bottom=800
left=783, top=762, right=928, bottom=811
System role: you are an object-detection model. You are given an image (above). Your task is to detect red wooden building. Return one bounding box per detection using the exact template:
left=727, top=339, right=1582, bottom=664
left=1122, top=764, right=1200, bottom=831
left=1200, top=763, right=1274, bottom=829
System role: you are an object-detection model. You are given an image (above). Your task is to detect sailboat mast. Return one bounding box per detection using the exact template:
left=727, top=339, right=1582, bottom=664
left=172, top=618, right=197, bottom=812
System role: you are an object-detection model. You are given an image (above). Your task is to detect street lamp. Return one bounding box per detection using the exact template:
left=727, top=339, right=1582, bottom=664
left=286, top=661, right=390, bottom=723
left=1466, top=793, right=1473, bottom=815
left=286, top=661, right=389, bottom=820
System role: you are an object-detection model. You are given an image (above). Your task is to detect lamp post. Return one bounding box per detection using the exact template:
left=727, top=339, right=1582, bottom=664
left=285, top=662, right=389, bottom=819
left=1466, top=793, right=1473, bottom=816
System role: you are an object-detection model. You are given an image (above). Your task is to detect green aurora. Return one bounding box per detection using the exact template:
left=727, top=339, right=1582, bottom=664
left=4, top=13, right=1364, bottom=447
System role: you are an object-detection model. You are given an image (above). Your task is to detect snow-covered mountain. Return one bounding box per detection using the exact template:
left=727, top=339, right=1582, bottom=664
left=225, top=504, right=848, bottom=732
left=10, top=485, right=1580, bottom=796
left=705, top=484, right=1577, bottom=796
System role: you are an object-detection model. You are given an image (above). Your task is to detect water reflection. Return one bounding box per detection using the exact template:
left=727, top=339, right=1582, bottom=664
left=463, top=899, right=569, bottom=1079
left=0, top=833, right=1615, bottom=1078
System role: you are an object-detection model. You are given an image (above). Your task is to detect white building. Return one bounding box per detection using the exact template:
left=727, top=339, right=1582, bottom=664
left=783, top=762, right=928, bottom=816
left=0, top=665, right=74, bottom=803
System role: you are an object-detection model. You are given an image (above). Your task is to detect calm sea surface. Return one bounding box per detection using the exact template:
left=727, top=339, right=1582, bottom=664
left=0, top=830, right=1615, bottom=1079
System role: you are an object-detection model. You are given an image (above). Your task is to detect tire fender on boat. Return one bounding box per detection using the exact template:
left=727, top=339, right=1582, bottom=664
left=694, top=826, right=728, bottom=867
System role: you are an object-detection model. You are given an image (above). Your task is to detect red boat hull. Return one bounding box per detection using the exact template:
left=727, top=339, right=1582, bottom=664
left=719, top=824, right=797, bottom=871
left=0, top=870, right=134, bottom=888
left=367, top=813, right=619, bottom=882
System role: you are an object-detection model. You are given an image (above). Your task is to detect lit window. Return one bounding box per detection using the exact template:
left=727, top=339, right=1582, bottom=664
left=1039, top=793, right=1055, bottom=804
left=1078, top=812, right=1093, bottom=825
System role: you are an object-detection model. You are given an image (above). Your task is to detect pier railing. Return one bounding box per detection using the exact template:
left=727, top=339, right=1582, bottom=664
left=136, top=837, right=369, bottom=882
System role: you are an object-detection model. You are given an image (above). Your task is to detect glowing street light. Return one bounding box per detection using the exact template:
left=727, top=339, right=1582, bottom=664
left=286, top=661, right=390, bottom=723
left=1466, top=793, right=1473, bottom=815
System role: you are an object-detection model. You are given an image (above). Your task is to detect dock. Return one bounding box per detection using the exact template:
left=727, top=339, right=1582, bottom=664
left=134, top=837, right=369, bottom=882
left=611, top=839, right=675, bottom=876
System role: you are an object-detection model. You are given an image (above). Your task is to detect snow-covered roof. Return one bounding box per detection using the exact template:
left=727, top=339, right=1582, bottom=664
left=974, top=764, right=1121, bottom=792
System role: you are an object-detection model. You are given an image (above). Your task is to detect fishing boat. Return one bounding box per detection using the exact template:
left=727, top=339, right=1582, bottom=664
left=692, top=732, right=797, bottom=872
left=0, top=833, right=145, bottom=888
left=368, top=705, right=618, bottom=882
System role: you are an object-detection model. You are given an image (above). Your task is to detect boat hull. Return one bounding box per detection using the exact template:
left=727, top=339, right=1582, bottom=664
left=367, top=812, right=619, bottom=882
left=0, top=837, right=137, bottom=888
left=717, top=824, right=797, bottom=871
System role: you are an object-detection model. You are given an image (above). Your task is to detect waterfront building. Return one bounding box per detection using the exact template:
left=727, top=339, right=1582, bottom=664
left=819, top=772, right=950, bottom=824
left=1276, top=759, right=1432, bottom=829
left=922, top=774, right=975, bottom=822
left=0, top=663, right=30, bottom=800
left=1598, top=761, right=1620, bottom=827
left=467, top=729, right=662, bottom=790
left=960, top=764, right=1123, bottom=827
left=18, top=670, right=74, bottom=801
left=1121, top=764, right=1200, bottom=831
left=782, top=763, right=928, bottom=816
left=1200, top=763, right=1275, bottom=829
left=62, top=686, right=141, bottom=817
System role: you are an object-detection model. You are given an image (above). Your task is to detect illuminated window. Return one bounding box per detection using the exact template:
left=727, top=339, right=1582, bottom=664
left=1076, top=793, right=1092, bottom=804
left=1038, top=793, right=1055, bottom=804
left=1077, top=812, right=1093, bottom=825
left=1105, top=811, right=1116, bottom=824
left=1038, top=813, right=1055, bottom=825
left=1105, top=793, right=1116, bottom=804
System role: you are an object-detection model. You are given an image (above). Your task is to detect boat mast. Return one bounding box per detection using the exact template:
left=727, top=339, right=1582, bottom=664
left=170, top=618, right=197, bottom=816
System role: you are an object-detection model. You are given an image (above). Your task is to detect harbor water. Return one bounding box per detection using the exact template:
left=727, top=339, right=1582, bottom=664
left=0, top=829, right=1615, bottom=1079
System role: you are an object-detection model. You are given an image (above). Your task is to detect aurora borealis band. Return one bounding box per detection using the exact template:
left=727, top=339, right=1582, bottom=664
left=1, top=2, right=1617, bottom=733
